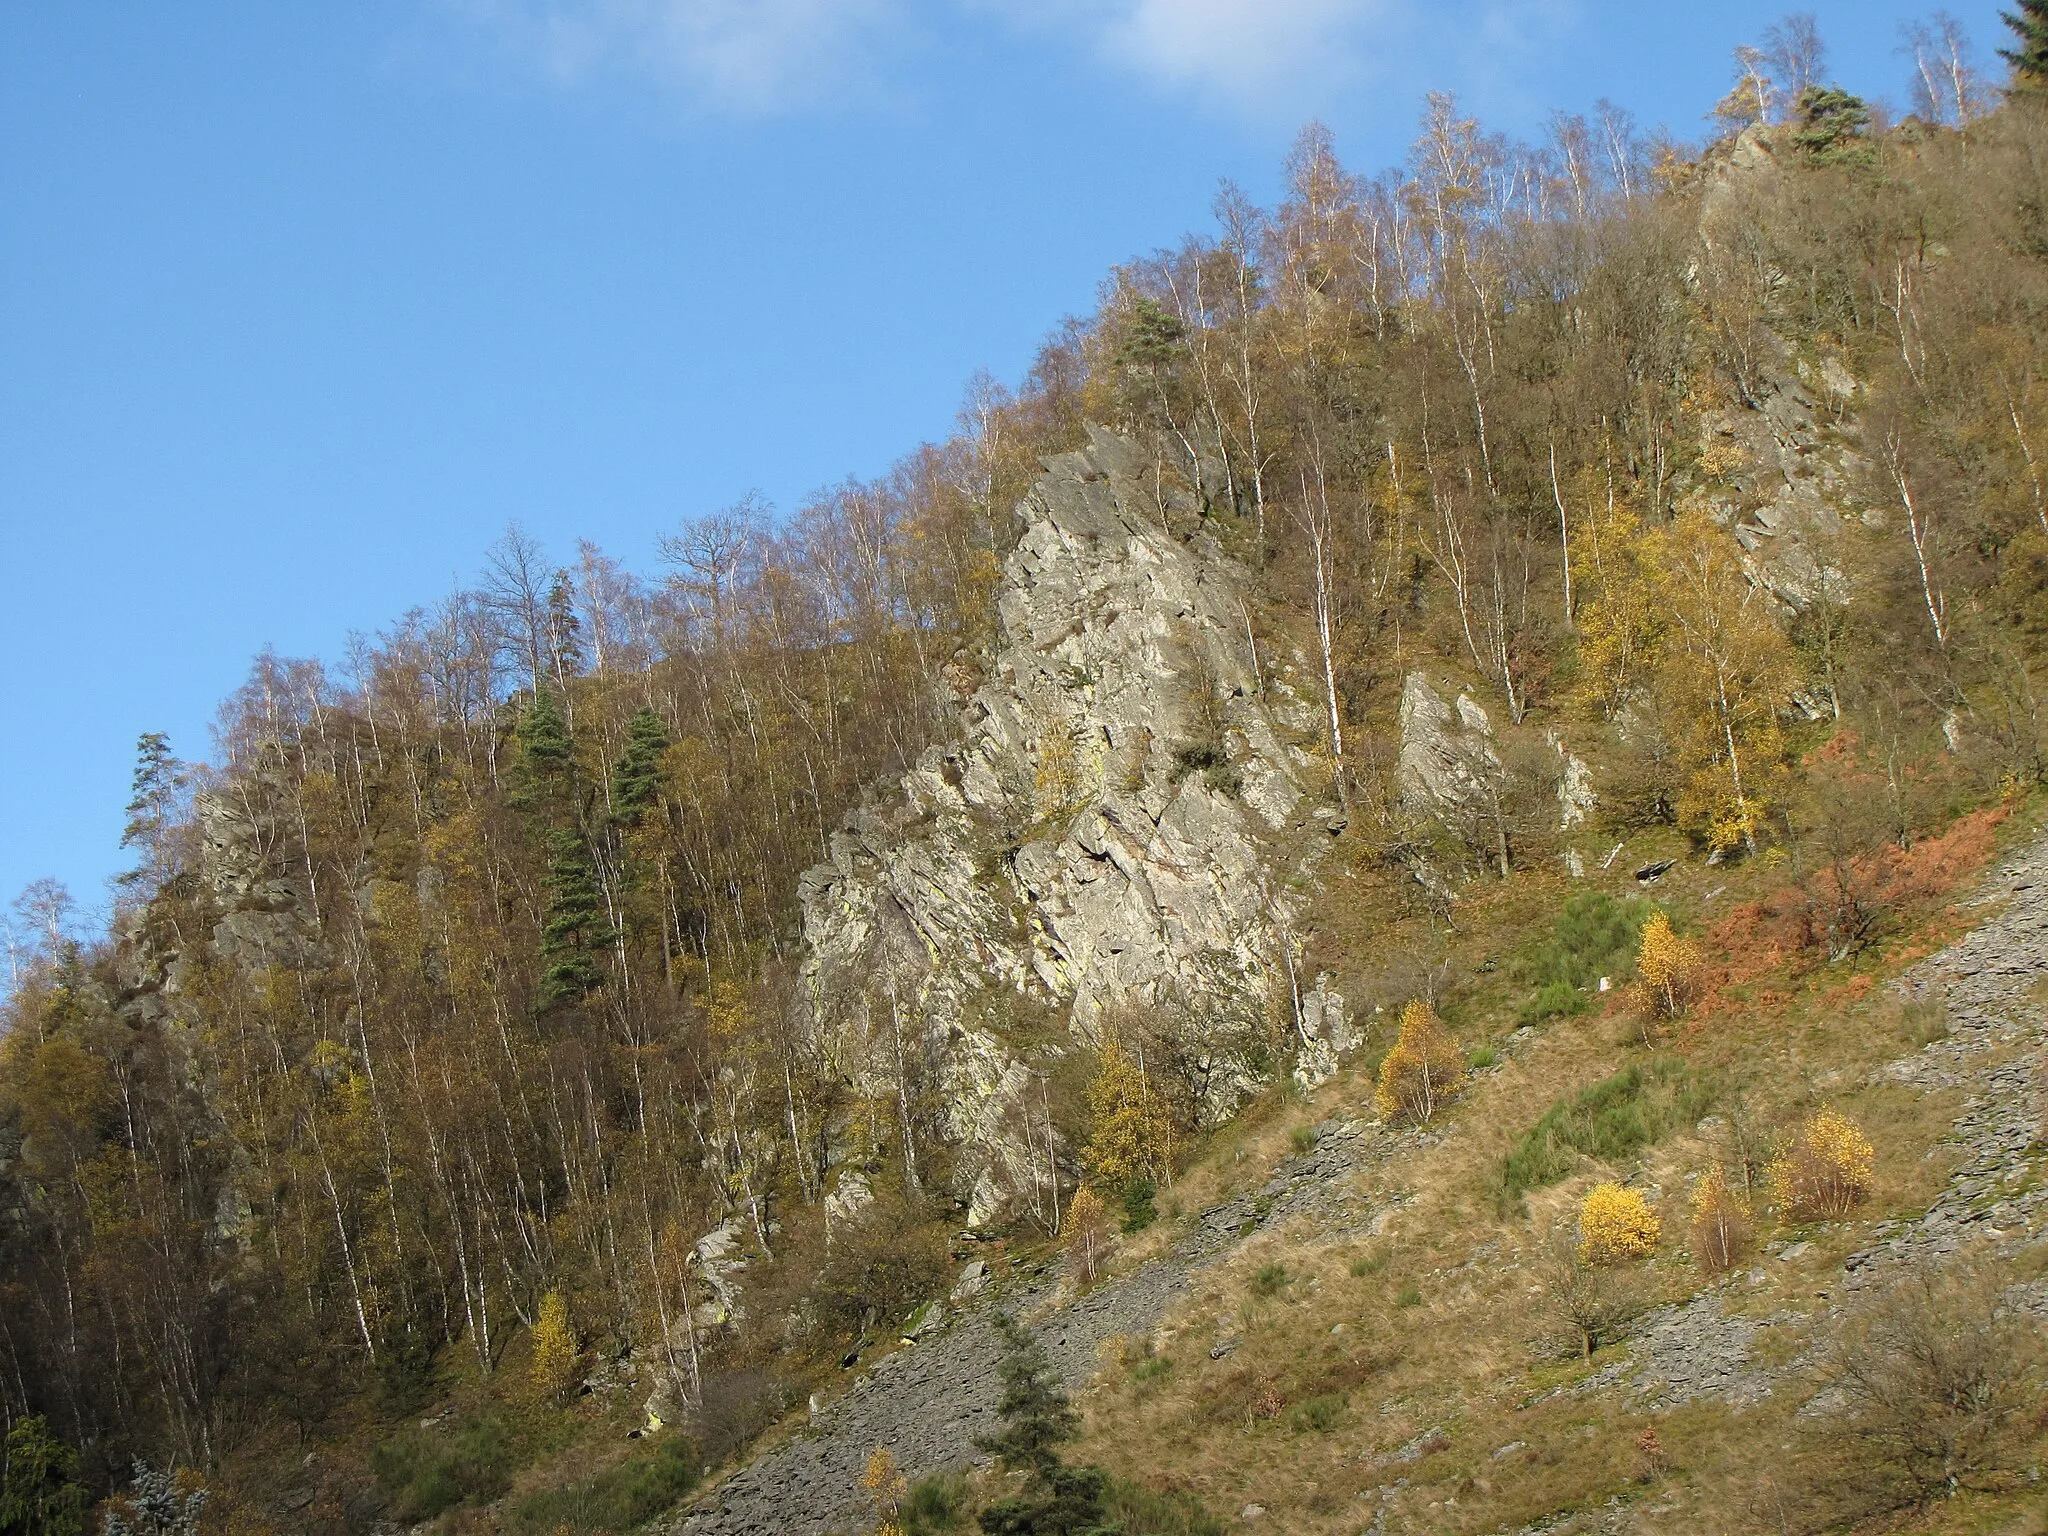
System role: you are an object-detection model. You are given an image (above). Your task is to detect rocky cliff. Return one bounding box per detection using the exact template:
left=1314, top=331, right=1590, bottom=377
left=797, top=427, right=1349, bottom=1225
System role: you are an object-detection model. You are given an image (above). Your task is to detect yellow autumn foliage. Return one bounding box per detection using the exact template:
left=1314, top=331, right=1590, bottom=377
left=1631, top=912, right=1703, bottom=1020
left=1578, top=1182, right=1661, bottom=1264
left=528, top=1289, right=579, bottom=1402
left=1769, top=1107, right=1874, bottom=1220
left=1373, top=1000, right=1466, bottom=1125
left=1083, top=1040, right=1174, bottom=1193
left=860, top=1445, right=908, bottom=1536
left=1063, top=1183, right=1112, bottom=1285
left=1688, top=1163, right=1753, bottom=1274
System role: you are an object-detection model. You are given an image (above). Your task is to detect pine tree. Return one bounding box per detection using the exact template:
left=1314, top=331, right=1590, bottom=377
left=510, top=692, right=613, bottom=1009
left=512, top=691, right=575, bottom=815
left=973, top=1314, right=1112, bottom=1536
left=115, top=732, right=180, bottom=893
left=978, top=1313, right=1080, bottom=1478
left=100, top=1464, right=205, bottom=1536
left=539, top=828, right=613, bottom=1010
left=545, top=569, right=583, bottom=690
left=1789, top=85, right=1873, bottom=164
left=609, top=707, right=671, bottom=826
left=0, top=1415, right=86, bottom=1536
left=2002, top=0, right=2048, bottom=88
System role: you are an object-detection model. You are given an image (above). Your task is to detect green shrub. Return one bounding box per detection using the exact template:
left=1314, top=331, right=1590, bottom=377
left=1518, top=892, right=1651, bottom=1011
left=1120, top=1177, right=1158, bottom=1234
left=1131, top=1354, right=1173, bottom=1387
left=1496, top=1056, right=1712, bottom=1210
left=505, top=1436, right=699, bottom=1535
left=903, top=1471, right=969, bottom=1533
left=1395, top=1282, right=1422, bottom=1308
left=1349, top=1251, right=1385, bottom=1278
left=1518, top=978, right=1589, bottom=1025
left=1290, top=1126, right=1318, bottom=1155
left=1286, top=1394, right=1346, bottom=1432
left=1469, top=1045, right=1500, bottom=1069
left=1250, top=1263, right=1290, bottom=1298
left=372, top=1415, right=516, bottom=1522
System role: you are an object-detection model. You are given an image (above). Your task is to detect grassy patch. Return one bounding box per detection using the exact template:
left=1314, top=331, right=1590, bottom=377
left=902, top=1471, right=970, bottom=1534
left=504, top=1437, right=699, bottom=1535
left=372, top=1414, right=517, bottom=1522
left=1495, top=1055, right=1713, bottom=1210
left=1285, top=1393, right=1346, bottom=1433
left=1250, top=1263, right=1291, bottom=1298
left=1516, top=892, right=1654, bottom=1024
left=1104, top=1477, right=1227, bottom=1535
left=1131, top=1353, right=1174, bottom=1389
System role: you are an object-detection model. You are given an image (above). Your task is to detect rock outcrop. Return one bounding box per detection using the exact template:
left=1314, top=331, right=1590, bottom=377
left=115, top=758, right=328, bottom=1025
left=797, top=427, right=1337, bottom=1224
left=1396, top=674, right=1504, bottom=829
left=1395, top=672, right=1599, bottom=883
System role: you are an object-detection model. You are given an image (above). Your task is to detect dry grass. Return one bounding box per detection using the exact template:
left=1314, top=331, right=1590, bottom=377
left=1063, top=801, right=2048, bottom=1534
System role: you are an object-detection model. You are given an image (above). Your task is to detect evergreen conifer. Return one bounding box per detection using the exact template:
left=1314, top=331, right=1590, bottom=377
left=973, top=1314, right=1114, bottom=1535
left=116, top=732, right=180, bottom=893
left=513, top=691, right=575, bottom=814
left=545, top=570, right=583, bottom=687
left=511, top=691, right=614, bottom=1008
left=1790, top=85, right=1873, bottom=164
left=2003, top=0, right=2048, bottom=87
left=539, top=828, right=613, bottom=1009
left=0, top=1416, right=86, bottom=1536
left=609, top=707, right=670, bottom=825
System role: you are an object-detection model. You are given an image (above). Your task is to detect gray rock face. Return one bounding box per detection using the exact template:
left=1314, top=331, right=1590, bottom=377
left=1395, top=674, right=1596, bottom=870
left=798, top=427, right=1329, bottom=1224
left=194, top=767, right=328, bottom=973
left=1396, top=674, right=1503, bottom=828
left=1291, top=973, right=1358, bottom=1092
left=115, top=760, right=328, bottom=1028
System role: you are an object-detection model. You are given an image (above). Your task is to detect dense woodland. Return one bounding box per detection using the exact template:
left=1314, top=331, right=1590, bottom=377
left=9, top=8, right=2048, bottom=1526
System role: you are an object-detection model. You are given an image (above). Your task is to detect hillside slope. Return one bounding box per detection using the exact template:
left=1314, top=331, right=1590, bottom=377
left=14, top=61, right=2048, bottom=1536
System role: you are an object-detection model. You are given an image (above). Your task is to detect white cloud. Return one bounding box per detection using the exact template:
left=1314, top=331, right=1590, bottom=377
left=1102, top=0, right=1399, bottom=102
left=442, top=0, right=1569, bottom=120
left=977, top=0, right=1409, bottom=111
left=448, top=0, right=906, bottom=113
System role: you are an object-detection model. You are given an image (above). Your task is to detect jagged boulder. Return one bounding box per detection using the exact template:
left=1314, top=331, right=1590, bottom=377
left=1290, top=974, right=1358, bottom=1092
left=1397, top=674, right=1504, bottom=830
left=798, top=427, right=1330, bottom=1224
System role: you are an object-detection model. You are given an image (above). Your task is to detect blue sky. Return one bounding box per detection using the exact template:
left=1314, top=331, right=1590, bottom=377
left=0, top=0, right=2008, bottom=933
